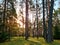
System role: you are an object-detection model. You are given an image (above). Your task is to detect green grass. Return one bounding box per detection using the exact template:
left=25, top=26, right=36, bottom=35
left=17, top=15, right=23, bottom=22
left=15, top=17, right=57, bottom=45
left=0, top=37, right=60, bottom=45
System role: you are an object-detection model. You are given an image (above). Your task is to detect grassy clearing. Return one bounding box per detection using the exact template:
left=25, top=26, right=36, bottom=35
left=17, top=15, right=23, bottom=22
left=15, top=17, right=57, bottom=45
left=0, top=37, right=60, bottom=45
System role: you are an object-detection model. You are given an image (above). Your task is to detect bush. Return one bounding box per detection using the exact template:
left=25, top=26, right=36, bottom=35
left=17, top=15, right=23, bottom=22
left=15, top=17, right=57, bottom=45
left=0, top=32, right=9, bottom=43
left=54, top=25, right=60, bottom=39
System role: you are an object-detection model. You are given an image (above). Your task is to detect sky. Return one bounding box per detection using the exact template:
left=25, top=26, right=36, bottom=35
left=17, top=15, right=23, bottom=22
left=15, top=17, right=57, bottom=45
left=0, top=0, right=3, bottom=4
left=54, top=0, right=59, bottom=10
left=0, top=0, right=59, bottom=9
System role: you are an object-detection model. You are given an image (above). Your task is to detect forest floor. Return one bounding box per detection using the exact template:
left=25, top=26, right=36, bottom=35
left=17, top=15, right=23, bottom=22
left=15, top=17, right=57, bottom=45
left=0, top=37, right=60, bottom=45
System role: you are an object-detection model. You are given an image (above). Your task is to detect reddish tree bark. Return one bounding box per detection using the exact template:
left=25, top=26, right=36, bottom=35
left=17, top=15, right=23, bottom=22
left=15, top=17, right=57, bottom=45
left=25, top=0, right=29, bottom=40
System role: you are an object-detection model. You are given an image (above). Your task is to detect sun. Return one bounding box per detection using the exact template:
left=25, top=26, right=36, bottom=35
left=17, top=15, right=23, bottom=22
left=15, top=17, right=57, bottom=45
left=15, top=6, right=25, bottom=28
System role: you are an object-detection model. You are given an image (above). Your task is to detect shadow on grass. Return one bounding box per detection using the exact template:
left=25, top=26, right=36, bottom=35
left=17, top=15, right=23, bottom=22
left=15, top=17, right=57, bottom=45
left=0, top=37, right=41, bottom=45
left=26, top=40, right=41, bottom=45
left=9, top=37, right=41, bottom=45
left=11, top=37, right=41, bottom=45
left=0, top=37, right=60, bottom=45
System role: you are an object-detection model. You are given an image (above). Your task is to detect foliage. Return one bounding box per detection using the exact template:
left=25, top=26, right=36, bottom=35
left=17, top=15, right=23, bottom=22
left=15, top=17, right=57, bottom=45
left=0, top=31, right=9, bottom=43
left=53, top=8, right=60, bottom=39
left=0, top=0, right=17, bottom=42
left=54, top=25, right=60, bottom=39
left=7, top=0, right=17, bottom=18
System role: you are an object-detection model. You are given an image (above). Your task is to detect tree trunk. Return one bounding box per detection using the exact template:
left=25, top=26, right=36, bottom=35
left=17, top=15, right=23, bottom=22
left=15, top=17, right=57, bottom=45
left=36, top=0, right=39, bottom=39
left=47, top=0, right=54, bottom=43
left=3, top=0, right=6, bottom=31
left=33, top=22, right=35, bottom=37
left=25, top=0, right=29, bottom=40
left=42, top=0, right=47, bottom=39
